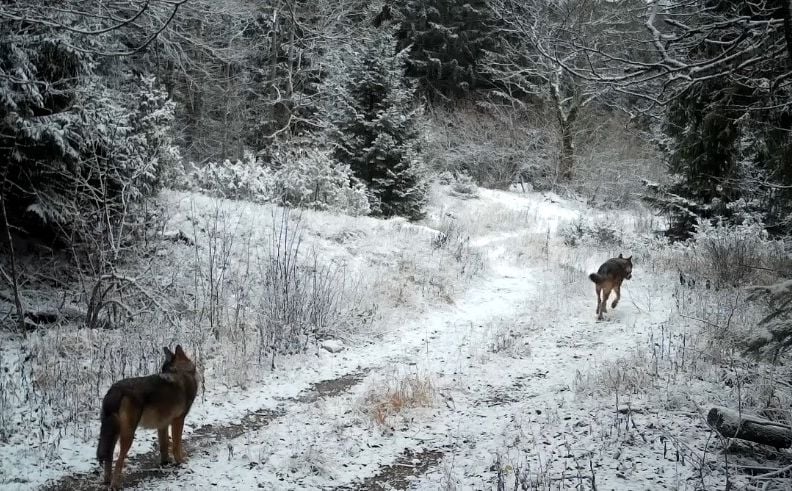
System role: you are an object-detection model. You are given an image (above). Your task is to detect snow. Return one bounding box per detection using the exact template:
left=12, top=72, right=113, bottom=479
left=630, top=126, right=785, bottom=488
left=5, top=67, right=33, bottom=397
left=0, top=184, right=777, bottom=490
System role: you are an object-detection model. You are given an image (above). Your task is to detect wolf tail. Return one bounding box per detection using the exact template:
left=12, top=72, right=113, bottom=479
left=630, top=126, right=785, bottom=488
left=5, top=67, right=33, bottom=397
left=97, top=388, right=122, bottom=463
left=589, top=273, right=603, bottom=284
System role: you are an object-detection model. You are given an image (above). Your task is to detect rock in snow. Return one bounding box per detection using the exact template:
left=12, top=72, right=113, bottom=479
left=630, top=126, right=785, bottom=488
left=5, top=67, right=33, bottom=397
left=320, top=339, right=345, bottom=353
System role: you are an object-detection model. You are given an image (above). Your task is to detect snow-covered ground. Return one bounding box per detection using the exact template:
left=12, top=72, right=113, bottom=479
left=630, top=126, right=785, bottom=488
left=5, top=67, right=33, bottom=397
left=0, top=183, right=784, bottom=490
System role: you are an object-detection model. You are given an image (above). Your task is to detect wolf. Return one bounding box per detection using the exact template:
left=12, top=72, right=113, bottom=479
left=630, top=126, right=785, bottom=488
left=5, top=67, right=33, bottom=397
left=97, top=345, right=198, bottom=490
left=588, top=254, right=633, bottom=321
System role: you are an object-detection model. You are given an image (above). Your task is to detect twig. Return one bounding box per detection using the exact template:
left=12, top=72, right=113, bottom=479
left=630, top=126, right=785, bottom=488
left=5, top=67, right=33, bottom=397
left=629, top=413, right=649, bottom=443
left=0, top=184, right=25, bottom=330
left=749, top=463, right=792, bottom=480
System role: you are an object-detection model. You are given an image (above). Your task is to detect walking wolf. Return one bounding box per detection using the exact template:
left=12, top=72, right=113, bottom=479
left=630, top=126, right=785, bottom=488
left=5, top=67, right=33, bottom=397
left=97, top=345, right=198, bottom=490
left=589, top=254, right=633, bottom=320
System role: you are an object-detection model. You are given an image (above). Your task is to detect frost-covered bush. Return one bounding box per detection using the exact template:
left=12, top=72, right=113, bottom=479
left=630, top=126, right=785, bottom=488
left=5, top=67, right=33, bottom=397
left=678, top=215, right=789, bottom=287
left=449, top=173, right=479, bottom=199
left=177, top=149, right=370, bottom=215
left=178, top=152, right=274, bottom=203
left=559, top=217, right=622, bottom=247
left=271, top=149, right=370, bottom=215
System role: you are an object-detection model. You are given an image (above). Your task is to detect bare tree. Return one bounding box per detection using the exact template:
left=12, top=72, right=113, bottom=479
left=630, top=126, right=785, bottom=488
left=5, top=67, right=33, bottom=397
left=0, top=0, right=188, bottom=56
left=141, top=0, right=372, bottom=162
left=517, top=0, right=792, bottom=111
left=485, top=0, right=642, bottom=180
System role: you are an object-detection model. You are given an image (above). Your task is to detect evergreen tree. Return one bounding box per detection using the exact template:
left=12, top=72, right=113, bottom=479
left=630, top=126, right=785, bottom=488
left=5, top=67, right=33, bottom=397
left=389, top=0, right=500, bottom=98
left=323, top=26, right=427, bottom=220
left=649, top=80, right=741, bottom=240
left=645, top=58, right=792, bottom=240
left=634, top=0, right=792, bottom=240
left=0, top=29, right=178, bottom=247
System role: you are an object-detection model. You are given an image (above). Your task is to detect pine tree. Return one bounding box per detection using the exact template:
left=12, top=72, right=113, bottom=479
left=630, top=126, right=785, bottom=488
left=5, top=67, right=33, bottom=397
left=390, top=0, right=500, bottom=98
left=0, top=30, right=178, bottom=247
left=323, top=26, right=427, bottom=220
left=651, top=80, right=741, bottom=240
left=638, top=0, right=792, bottom=240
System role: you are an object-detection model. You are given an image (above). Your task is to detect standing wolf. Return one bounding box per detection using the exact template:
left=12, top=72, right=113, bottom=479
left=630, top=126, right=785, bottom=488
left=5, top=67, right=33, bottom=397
left=589, top=254, right=633, bottom=320
left=97, top=345, right=198, bottom=490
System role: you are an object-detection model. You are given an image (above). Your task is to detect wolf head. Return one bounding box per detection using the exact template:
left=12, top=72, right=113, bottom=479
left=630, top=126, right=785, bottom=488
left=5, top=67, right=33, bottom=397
left=618, top=253, right=633, bottom=279
left=162, top=345, right=196, bottom=375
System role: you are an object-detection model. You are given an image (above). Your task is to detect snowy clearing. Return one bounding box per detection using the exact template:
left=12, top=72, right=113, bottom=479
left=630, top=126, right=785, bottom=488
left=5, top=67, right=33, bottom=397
left=1, top=184, right=787, bottom=490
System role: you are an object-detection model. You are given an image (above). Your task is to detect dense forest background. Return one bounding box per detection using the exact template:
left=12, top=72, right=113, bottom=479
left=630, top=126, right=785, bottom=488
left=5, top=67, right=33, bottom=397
left=4, top=0, right=792, bottom=244
left=3, top=0, right=792, bottom=285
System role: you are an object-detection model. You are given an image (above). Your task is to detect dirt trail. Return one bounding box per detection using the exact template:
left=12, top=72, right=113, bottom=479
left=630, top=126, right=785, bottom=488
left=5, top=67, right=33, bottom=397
left=335, top=448, right=446, bottom=491
left=42, top=371, right=370, bottom=490
left=42, top=226, right=645, bottom=490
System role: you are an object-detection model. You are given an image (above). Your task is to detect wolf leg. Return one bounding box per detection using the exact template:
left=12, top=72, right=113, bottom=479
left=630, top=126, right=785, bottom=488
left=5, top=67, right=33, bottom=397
left=599, top=286, right=612, bottom=319
left=595, top=285, right=602, bottom=315
left=101, top=430, right=119, bottom=484
left=111, top=411, right=137, bottom=490
left=172, top=415, right=187, bottom=464
left=103, top=457, right=115, bottom=485
left=612, top=283, right=621, bottom=309
left=158, top=427, right=170, bottom=465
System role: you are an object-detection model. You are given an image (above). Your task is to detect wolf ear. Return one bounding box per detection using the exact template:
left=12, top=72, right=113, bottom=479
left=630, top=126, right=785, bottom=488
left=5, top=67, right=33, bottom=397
left=163, top=347, right=174, bottom=358
left=618, top=253, right=623, bottom=258
left=174, top=345, right=186, bottom=357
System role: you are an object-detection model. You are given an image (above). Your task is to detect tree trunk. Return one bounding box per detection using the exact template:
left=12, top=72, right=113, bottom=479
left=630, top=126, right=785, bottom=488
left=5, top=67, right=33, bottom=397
left=552, top=82, right=579, bottom=182
left=559, top=120, right=575, bottom=181
left=782, top=0, right=792, bottom=65
left=221, top=61, right=230, bottom=162
left=707, top=406, right=792, bottom=448
left=0, top=187, right=25, bottom=331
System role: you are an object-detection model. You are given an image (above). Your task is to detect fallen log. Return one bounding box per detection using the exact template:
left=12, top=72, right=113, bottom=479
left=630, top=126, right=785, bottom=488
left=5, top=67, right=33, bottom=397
left=707, top=406, right=792, bottom=448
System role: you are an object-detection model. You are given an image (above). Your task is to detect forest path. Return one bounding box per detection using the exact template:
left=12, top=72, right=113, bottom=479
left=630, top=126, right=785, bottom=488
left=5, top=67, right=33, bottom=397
left=43, top=212, right=663, bottom=490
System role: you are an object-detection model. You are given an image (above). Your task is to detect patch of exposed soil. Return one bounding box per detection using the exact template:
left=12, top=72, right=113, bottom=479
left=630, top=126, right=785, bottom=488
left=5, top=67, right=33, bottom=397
left=294, top=368, right=371, bottom=403
left=336, top=448, right=445, bottom=490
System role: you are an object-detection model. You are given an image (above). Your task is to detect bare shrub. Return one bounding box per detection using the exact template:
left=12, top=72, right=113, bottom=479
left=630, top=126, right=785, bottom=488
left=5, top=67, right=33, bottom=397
left=490, top=443, right=582, bottom=490
left=254, top=209, right=364, bottom=368
left=487, top=320, right=531, bottom=358
left=424, top=103, right=555, bottom=190
left=429, top=217, right=486, bottom=283
left=187, top=201, right=240, bottom=341
left=571, top=109, right=663, bottom=208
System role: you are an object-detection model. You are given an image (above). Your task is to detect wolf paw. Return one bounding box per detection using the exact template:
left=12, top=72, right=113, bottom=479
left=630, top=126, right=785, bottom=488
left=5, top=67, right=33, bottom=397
left=611, top=300, right=619, bottom=309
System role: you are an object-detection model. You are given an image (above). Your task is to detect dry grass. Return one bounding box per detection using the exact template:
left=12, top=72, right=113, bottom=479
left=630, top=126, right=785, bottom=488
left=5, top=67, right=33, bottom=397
left=361, top=371, right=435, bottom=427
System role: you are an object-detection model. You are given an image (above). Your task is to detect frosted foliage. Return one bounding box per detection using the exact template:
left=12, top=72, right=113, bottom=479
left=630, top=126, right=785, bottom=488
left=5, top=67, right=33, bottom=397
left=0, top=32, right=178, bottom=243
left=177, top=149, right=370, bottom=215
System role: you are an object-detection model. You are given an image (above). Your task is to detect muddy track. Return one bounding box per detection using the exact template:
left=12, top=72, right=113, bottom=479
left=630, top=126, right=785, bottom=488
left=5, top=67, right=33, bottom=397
left=42, top=369, right=371, bottom=491
left=335, top=448, right=445, bottom=491
left=293, top=369, right=370, bottom=404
